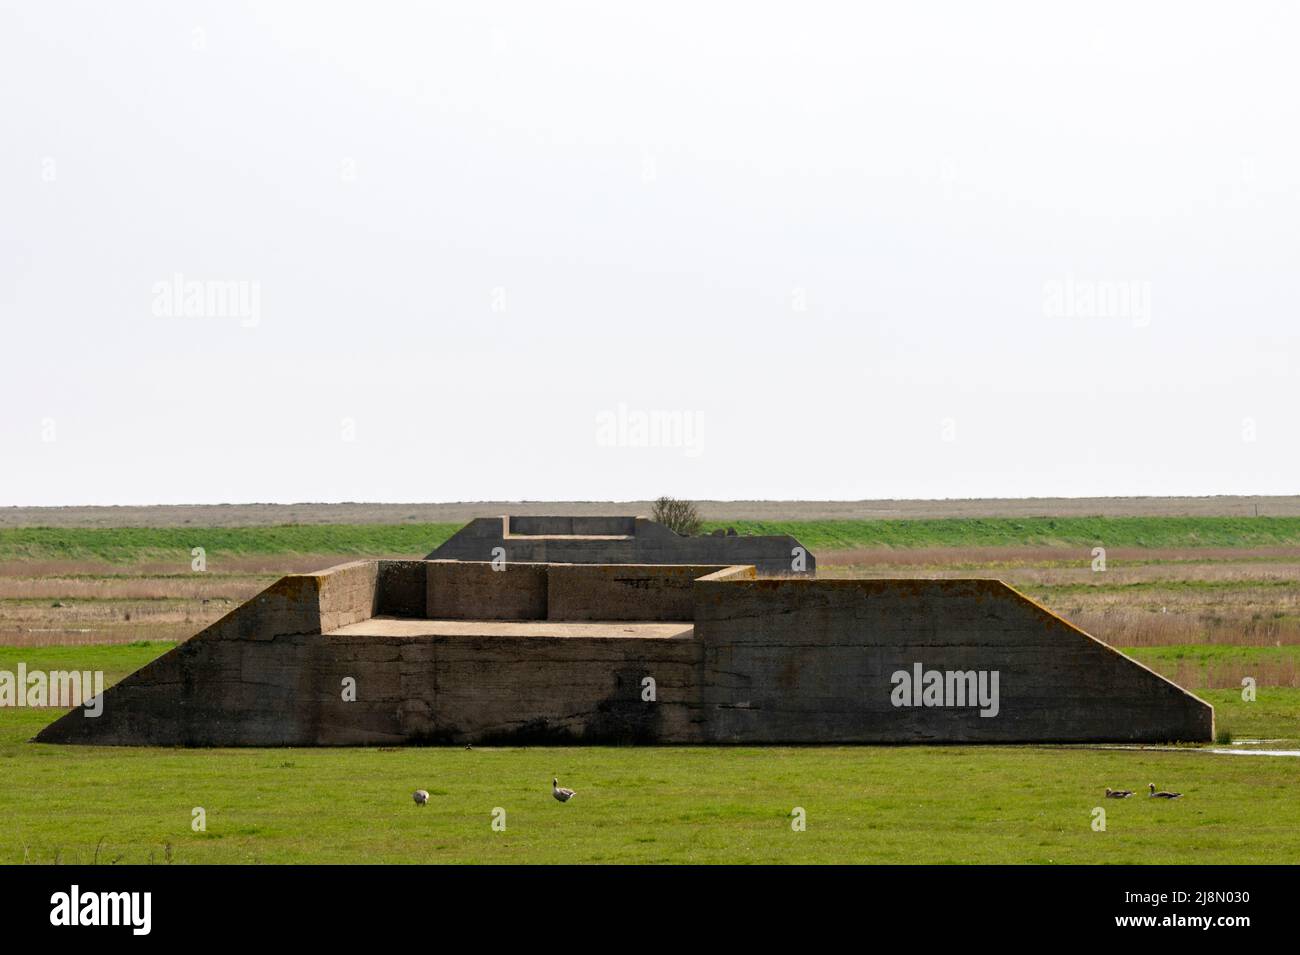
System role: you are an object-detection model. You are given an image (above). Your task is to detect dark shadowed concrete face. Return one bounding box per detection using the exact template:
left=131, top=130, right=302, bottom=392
left=426, top=515, right=816, bottom=576
left=34, top=560, right=1212, bottom=747
left=692, top=577, right=1212, bottom=744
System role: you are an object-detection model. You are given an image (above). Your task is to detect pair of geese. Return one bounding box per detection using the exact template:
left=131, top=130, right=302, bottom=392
left=412, top=778, right=575, bottom=806
left=1106, top=783, right=1182, bottom=799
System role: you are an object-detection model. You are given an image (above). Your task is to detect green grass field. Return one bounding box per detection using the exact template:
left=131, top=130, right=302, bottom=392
left=3, top=515, right=1298, bottom=864
left=6, top=516, right=1300, bottom=563
left=705, top=517, right=1300, bottom=551
left=0, top=524, right=462, bottom=563
left=2, top=643, right=1298, bottom=864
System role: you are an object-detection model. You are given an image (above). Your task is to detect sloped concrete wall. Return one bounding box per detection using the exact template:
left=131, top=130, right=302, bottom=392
left=428, top=516, right=814, bottom=575
left=693, top=577, right=1212, bottom=743
left=34, top=562, right=382, bottom=746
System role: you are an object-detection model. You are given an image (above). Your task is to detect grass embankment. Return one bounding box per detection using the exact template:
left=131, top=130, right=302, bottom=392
left=4, top=517, right=1300, bottom=565
left=0, top=525, right=462, bottom=564
left=704, top=517, right=1300, bottom=551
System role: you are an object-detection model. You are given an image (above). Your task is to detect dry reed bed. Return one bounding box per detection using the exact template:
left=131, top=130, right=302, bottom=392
left=0, top=596, right=231, bottom=647
left=1071, top=610, right=1300, bottom=647
left=0, top=555, right=355, bottom=577
left=0, top=624, right=192, bottom=647
left=819, top=545, right=1300, bottom=569
left=0, top=576, right=267, bottom=601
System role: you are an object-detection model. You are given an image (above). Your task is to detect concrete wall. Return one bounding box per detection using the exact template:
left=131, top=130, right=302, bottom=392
left=374, top=560, right=427, bottom=617
left=35, top=560, right=1211, bottom=746
left=547, top=564, right=731, bottom=621
left=693, top=577, right=1212, bottom=743
left=35, top=562, right=383, bottom=746
left=427, top=516, right=815, bottom=575
left=509, top=515, right=637, bottom=536
left=394, top=634, right=700, bottom=744
left=424, top=561, right=734, bottom=622
left=427, top=561, right=548, bottom=620
left=36, top=627, right=703, bottom=747
left=34, top=560, right=725, bottom=746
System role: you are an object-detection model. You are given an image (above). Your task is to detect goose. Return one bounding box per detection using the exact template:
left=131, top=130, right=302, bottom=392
left=413, top=789, right=430, bottom=806
left=1105, top=788, right=1134, bottom=799
left=552, top=778, right=576, bottom=803
left=1148, top=783, right=1182, bottom=799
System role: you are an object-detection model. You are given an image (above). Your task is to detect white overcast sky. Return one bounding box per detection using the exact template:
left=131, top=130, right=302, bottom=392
left=2, top=2, right=1297, bottom=506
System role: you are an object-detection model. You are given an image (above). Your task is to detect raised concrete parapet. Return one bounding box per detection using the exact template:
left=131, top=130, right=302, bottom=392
left=427, top=515, right=814, bottom=575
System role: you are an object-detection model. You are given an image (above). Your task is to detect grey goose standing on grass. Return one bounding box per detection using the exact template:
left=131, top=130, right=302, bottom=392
left=552, top=778, right=576, bottom=803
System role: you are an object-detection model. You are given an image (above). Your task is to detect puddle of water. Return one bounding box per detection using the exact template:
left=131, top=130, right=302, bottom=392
left=1070, top=742, right=1300, bottom=757
left=1207, top=749, right=1300, bottom=757
left=1229, top=738, right=1287, bottom=744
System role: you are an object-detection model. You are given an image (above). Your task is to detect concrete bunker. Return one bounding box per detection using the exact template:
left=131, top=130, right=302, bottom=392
left=36, top=546, right=1212, bottom=746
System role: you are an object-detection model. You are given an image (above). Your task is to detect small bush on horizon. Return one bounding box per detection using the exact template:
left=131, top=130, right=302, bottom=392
left=651, top=497, right=702, bottom=536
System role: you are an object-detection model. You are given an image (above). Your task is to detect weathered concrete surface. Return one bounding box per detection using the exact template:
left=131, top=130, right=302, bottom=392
left=334, top=619, right=694, bottom=639
left=424, top=561, right=737, bottom=622
left=374, top=560, right=427, bottom=617
left=35, top=560, right=1211, bottom=746
left=693, top=577, right=1212, bottom=743
left=427, top=516, right=815, bottom=575
left=35, top=562, right=382, bottom=746
left=34, top=636, right=700, bottom=746
left=547, top=563, right=738, bottom=621
left=35, top=561, right=713, bottom=746
left=427, top=561, right=548, bottom=620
